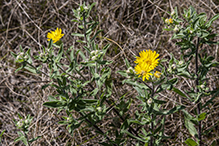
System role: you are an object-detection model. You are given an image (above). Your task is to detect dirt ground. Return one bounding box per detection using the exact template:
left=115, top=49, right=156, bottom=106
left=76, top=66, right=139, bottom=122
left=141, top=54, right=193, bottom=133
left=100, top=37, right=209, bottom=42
left=0, top=0, right=219, bottom=145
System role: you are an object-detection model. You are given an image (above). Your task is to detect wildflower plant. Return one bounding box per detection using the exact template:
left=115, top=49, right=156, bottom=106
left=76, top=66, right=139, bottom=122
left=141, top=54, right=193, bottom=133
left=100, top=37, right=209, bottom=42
left=118, top=50, right=186, bottom=145
left=12, top=2, right=118, bottom=145
left=13, top=114, right=40, bottom=146
left=163, top=6, right=219, bottom=146
left=10, top=3, right=219, bottom=146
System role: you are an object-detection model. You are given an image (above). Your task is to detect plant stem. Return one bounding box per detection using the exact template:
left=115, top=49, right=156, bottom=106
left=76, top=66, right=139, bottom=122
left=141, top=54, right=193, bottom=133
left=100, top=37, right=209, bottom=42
left=196, top=37, right=202, bottom=145
left=78, top=112, right=117, bottom=146
left=150, top=85, right=155, bottom=146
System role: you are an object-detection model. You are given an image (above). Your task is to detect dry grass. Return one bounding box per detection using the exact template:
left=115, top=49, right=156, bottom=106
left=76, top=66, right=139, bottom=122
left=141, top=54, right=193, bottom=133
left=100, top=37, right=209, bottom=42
left=0, top=0, right=219, bottom=145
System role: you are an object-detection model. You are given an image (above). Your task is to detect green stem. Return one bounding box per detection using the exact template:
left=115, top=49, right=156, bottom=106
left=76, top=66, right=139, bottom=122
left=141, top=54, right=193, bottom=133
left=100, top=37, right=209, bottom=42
left=22, top=131, right=30, bottom=146
left=196, top=37, right=202, bottom=145
left=78, top=112, right=117, bottom=146
left=25, top=61, right=50, bottom=77
left=150, top=85, right=155, bottom=146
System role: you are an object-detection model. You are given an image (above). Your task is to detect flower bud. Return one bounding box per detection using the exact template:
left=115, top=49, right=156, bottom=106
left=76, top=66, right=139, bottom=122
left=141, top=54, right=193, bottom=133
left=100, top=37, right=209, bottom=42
left=126, top=67, right=133, bottom=74
left=173, top=25, right=179, bottom=32
left=171, top=64, right=176, bottom=69
left=91, top=56, right=96, bottom=60
left=147, top=98, right=152, bottom=105
left=90, top=50, right=96, bottom=55
left=20, top=52, right=24, bottom=56
left=178, top=60, right=183, bottom=65
left=24, top=55, right=28, bottom=59
left=17, top=121, right=23, bottom=128
left=84, top=6, right=88, bottom=10
left=171, top=11, right=175, bottom=16
left=165, top=18, right=169, bottom=24
left=200, top=84, right=205, bottom=89
left=154, top=71, right=161, bottom=78
left=168, top=68, right=172, bottom=73
left=95, top=50, right=99, bottom=55
left=96, top=107, right=102, bottom=112
left=25, top=119, right=29, bottom=124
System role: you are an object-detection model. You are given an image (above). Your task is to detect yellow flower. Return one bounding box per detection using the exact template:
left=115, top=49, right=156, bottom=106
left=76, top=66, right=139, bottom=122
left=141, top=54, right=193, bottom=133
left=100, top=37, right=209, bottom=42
left=47, top=28, right=64, bottom=43
left=154, top=71, right=161, bottom=78
left=135, top=63, right=153, bottom=81
left=134, top=50, right=159, bottom=81
left=165, top=18, right=173, bottom=24
left=169, top=18, right=173, bottom=23
left=134, top=50, right=159, bottom=71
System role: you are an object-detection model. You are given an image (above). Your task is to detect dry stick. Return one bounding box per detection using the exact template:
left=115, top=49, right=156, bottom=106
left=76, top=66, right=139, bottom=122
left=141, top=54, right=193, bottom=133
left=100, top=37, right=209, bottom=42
left=196, top=37, right=202, bottom=145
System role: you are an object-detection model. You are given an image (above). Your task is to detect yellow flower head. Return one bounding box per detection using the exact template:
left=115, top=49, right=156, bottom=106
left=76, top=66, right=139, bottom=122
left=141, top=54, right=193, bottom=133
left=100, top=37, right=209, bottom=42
left=134, top=50, right=159, bottom=81
left=135, top=50, right=159, bottom=71
left=169, top=18, right=173, bottom=23
left=47, top=28, right=64, bottom=43
left=154, top=71, right=161, bottom=78
left=135, top=63, right=153, bottom=81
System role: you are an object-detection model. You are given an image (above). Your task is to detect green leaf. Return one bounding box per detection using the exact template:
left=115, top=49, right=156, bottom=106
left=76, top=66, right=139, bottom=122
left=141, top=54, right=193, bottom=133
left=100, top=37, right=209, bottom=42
left=184, top=138, right=198, bottom=146
left=55, top=44, right=63, bottom=62
left=172, top=87, right=192, bottom=101
left=91, top=30, right=103, bottom=42
left=79, top=50, right=87, bottom=61
left=70, top=47, right=75, bottom=61
left=15, top=66, right=24, bottom=73
left=76, top=40, right=86, bottom=43
left=82, top=99, right=98, bottom=104
left=154, top=123, right=162, bottom=134
left=163, top=105, right=185, bottom=115
left=168, top=78, right=178, bottom=84
left=206, top=13, right=219, bottom=28
left=198, top=112, right=206, bottom=121
left=28, top=136, right=41, bottom=143
left=15, top=132, right=29, bottom=146
left=24, top=66, right=37, bottom=74
left=42, top=83, right=52, bottom=90
left=153, top=99, right=167, bottom=104
left=121, top=130, right=146, bottom=143
left=43, top=101, right=64, bottom=108
left=48, top=39, right=53, bottom=49
left=177, top=71, right=192, bottom=78
left=0, top=130, right=5, bottom=143
left=117, top=70, right=128, bottom=78
left=11, top=51, right=17, bottom=58
left=19, top=45, right=24, bottom=52
left=17, top=113, right=23, bottom=119
left=184, top=116, right=198, bottom=137
left=172, top=32, right=185, bottom=39
left=210, top=140, right=217, bottom=146
left=71, top=33, right=84, bottom=37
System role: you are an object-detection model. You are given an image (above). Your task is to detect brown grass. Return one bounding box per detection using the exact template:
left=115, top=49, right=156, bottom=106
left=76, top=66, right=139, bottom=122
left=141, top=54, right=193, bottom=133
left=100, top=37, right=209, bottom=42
left=0, top=0, right=219, bottom=145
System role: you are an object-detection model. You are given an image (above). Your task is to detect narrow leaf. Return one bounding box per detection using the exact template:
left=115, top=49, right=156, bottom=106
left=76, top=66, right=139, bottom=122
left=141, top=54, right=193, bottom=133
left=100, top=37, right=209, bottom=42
left=198, top=112, right=206, bottom=121
left=206, top=14, right=219, bottom=28
left=184, top=138, right=198, bottom=146
left=43, top=101, right=64, bottom=108
left=71, top=33, right=84, bottom=37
